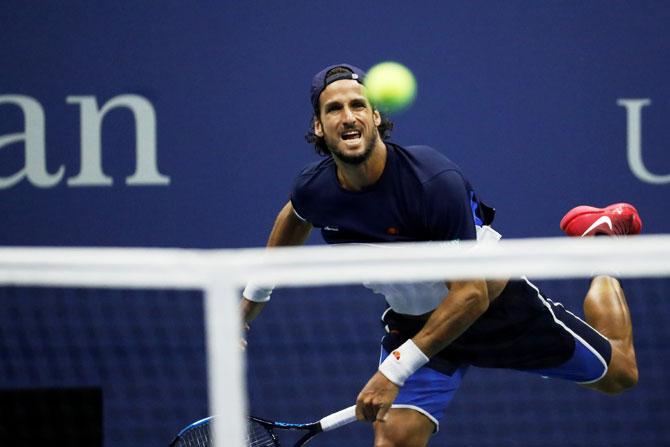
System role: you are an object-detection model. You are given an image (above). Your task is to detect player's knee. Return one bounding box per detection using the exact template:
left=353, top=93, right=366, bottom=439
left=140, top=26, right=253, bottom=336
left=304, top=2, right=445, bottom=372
left=374, top=433, right=427, bottom=447
left=374, top=415, right=432, bottom=447
left=618, top=363, right=639, bottom=392
left=598, top=363, right=638, bottom=395
left=616, top=354, right=639, bottom=392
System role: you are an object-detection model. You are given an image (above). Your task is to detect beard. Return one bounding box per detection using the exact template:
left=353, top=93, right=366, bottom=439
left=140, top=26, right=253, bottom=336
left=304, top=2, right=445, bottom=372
left=324, top=126, right=379, bottom=166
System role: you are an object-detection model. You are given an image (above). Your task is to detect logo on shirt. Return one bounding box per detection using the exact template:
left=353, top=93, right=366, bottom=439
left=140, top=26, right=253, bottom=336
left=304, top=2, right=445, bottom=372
left=324, top=226, right=339, bottom=232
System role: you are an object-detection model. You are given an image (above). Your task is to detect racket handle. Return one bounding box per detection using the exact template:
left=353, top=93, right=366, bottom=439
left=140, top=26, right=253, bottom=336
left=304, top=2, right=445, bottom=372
left=319, top=405, right=357, bottom=432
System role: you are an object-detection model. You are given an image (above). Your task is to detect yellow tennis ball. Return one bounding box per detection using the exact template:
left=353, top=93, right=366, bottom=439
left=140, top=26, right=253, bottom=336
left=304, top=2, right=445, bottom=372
left=365, top=62, right=417, bottom=113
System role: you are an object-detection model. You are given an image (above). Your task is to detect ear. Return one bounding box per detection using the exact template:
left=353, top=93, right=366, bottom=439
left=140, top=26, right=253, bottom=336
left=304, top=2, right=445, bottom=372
left=314, top=117, right=324, bottom=137
left=373, top=109, right=382, bottom=127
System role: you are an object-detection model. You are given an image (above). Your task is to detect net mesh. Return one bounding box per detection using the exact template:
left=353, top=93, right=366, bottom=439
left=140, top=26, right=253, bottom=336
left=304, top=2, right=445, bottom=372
left=0, top=286, right=208, bottom=447
left=247, top=278, right=670, bottom=447
left=0, top=238, right=668, bottom=447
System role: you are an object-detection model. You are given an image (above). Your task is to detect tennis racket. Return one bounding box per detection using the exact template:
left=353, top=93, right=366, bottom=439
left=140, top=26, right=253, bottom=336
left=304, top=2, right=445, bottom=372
left=170, top=405, right=357, bottom=447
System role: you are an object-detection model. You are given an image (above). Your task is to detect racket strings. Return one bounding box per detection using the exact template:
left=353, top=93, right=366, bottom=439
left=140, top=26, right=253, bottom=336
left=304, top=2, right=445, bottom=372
left=174, top=424, right=211, bottom=447
left=247, top=420, right=279, bottom=447
left=173, top=419, right=279, bottom=447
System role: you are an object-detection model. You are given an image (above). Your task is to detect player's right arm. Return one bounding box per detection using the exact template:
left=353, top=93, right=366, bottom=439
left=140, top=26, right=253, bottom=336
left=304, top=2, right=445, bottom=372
left=240, top=201, right=312, bottom=325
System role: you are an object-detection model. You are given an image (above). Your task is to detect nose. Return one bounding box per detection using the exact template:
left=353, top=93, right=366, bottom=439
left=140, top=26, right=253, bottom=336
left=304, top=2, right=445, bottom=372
left=343, top=105, right=355, bottom=123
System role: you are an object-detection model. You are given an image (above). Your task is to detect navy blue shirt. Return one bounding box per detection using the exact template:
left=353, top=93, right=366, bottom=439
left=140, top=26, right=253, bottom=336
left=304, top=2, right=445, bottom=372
left=290, top=143, right=480, bottom=244
left=291, top=143, right=580, bottom=370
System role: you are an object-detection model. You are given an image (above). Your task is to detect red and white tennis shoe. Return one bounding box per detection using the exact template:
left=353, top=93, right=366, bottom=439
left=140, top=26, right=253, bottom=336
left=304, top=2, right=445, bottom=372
left=560, top=203, right=642, bottom=237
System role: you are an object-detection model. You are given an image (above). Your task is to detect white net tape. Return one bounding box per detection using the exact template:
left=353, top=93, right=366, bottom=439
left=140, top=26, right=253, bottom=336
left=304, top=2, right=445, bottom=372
left=1, top=235, right=669, bottom=288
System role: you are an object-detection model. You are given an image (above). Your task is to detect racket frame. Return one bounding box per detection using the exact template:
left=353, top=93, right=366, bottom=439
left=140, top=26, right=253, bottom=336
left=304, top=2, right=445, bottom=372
left=171, top=405, right=356, bottom=447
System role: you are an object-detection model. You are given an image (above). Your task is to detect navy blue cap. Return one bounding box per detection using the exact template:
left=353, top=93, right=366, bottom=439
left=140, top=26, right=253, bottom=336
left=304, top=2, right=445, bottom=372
left=310, top=63, right=366, bottom=113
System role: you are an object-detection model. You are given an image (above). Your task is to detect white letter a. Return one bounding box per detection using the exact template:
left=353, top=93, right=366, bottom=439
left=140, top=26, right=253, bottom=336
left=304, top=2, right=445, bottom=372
left=0, top=95, right=64, bottom=189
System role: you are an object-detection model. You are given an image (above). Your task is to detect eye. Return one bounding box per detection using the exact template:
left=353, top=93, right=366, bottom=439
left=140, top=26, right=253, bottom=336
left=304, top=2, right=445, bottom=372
left=325, top=103, right=342, bottom=113
left=351, top=100, right=366, bottom=109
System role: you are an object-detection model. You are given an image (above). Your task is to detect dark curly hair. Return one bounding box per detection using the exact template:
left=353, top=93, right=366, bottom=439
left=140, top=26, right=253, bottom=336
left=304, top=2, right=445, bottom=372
left=305, top=66, right=394, bottom=157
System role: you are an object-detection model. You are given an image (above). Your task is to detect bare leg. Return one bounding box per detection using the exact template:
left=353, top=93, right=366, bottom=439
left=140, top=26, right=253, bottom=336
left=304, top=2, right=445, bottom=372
left=373, top=408, right=434, bottom=447
left=581, top=276, right=638, bottom=394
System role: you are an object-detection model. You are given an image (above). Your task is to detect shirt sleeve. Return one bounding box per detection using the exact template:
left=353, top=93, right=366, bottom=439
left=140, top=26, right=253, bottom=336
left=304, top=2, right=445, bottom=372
left=422, top=169, right=477, bottom=241
left=289, top=174, right=311, bottom=224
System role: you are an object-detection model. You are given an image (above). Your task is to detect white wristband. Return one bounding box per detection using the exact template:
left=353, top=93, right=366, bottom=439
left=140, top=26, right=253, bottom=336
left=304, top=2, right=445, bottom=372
left=242, top=282, right=275, bottom=302
left=378, top=339, right=429, bottom=386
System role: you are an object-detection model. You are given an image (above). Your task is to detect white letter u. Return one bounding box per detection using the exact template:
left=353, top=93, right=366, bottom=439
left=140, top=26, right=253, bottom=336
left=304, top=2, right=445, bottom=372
left=617, top=98, right=670, bottom=184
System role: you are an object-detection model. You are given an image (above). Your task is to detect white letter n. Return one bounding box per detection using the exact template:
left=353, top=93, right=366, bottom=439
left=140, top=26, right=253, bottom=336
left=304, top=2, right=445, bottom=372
left=66, top=95, right=170, bottom=186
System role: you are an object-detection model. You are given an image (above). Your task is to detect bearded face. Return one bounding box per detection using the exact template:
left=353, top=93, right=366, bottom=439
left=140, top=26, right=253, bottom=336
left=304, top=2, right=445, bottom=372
left=314, top=80, right=382, bottom=166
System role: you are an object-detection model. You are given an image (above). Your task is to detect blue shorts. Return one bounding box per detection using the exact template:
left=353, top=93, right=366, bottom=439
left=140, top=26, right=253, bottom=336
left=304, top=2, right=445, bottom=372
left=380, top=278, right=612, bottom=431
left=380, top=348, right=468, bottom=429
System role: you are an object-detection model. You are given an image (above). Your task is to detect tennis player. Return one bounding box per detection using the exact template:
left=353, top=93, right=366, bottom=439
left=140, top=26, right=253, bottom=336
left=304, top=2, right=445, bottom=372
left=241, top=63, right=641, bottom=447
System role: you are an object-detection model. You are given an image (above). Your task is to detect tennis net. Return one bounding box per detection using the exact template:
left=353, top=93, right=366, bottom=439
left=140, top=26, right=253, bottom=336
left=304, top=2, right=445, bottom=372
left=0, top=236, right=669, bottom=446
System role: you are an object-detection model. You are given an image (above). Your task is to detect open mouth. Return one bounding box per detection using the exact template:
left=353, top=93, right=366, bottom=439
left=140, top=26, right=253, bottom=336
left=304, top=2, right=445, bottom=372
left=341, top=129, right=362, bottom=141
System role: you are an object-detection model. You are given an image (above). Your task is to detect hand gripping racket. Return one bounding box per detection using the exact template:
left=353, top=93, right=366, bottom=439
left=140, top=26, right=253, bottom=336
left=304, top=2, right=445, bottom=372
left=170, top=405, right=357, bottom=447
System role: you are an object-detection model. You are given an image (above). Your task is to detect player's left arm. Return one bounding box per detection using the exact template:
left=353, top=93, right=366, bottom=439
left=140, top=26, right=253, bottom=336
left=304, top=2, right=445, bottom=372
left=413, top=279, right=489, bottom=355
left=355, top=279, right=489, bottom=422
left=356, top=169, right=489, bottom=423
left=413, top=168, right=491, bottom=357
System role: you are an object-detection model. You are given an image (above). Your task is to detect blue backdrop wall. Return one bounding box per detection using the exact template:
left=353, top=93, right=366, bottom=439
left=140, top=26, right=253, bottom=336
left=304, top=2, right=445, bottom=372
left=1, top=2, right=669, bottom=446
